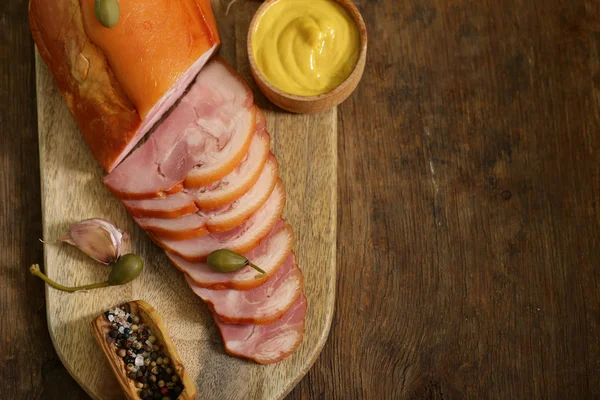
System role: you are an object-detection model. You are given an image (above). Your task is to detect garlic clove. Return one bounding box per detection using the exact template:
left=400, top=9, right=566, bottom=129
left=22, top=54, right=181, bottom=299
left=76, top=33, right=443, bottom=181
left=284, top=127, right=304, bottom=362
left=60, top=218, right=128, bottom=264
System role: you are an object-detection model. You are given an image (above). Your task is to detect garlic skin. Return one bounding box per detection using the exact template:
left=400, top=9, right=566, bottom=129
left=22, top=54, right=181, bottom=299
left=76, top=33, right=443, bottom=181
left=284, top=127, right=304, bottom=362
left=60, top=218, right=130, bottom=264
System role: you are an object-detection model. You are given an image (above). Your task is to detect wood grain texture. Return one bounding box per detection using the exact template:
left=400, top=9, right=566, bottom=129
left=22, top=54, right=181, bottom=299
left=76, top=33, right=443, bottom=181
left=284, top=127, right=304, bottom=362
left=33, top=1, right=336, bottom=399
left=290, top=0, right=600, bottom=398
left=3, top=0, right=600, bottom=399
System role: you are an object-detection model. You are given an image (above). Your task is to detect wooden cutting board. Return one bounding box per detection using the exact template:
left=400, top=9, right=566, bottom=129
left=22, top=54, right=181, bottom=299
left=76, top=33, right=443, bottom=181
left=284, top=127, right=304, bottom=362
left=34, top=1, right=336, bottom=399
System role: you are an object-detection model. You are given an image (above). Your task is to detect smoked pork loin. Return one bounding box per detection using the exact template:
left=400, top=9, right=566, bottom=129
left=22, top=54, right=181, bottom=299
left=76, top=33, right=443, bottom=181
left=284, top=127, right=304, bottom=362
left=32, top=1, right=309, bottom=364
left=29, top=0, right=220, bottom=172
left=213, top=296, right=307, bottom=365
left=103, top=59, right=255, bottom=198
left=188, top=253, right=304, bottom=325
left=170, top=220, right=295, bottom=290
left=101, top=57, right=308, bottom=364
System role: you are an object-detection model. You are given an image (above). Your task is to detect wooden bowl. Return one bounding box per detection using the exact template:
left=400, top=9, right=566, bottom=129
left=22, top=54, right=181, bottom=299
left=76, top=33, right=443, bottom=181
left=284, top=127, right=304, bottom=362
left=91, top=300, right=196, bottom=400
left=248, top=0, right=368, bottom=114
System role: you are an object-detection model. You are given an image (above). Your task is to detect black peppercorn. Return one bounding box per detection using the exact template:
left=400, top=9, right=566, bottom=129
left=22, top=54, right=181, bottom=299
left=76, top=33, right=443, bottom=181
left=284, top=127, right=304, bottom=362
left=150, top=352, right=158, bottom=360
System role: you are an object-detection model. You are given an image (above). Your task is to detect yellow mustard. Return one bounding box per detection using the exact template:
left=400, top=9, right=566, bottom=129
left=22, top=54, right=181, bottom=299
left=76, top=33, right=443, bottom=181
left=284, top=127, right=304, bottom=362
left=252, top=0, right=360, bottom=97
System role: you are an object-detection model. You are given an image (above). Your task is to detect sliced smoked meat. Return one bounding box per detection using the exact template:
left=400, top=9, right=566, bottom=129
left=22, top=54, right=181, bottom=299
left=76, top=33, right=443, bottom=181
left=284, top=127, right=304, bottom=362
left=124, top=192, right=196, bottom=219
left=188, top=253, right=303, bottom=325
left=137, top=159, right=280, bottom=241
left=213, top=295, right=307, bottom=364
left=136, top=214, right=209, bottom=241
left=157, top=181, right=285, bottom=261
left=198, top=157, right=280, bottom=233
left=169, top=220, right=294, bottom=290
left=194, top=111, right=270, bottom=210
left=122, top=118, right=270, bottom=219
left=104, top=59, right=255, bottom=199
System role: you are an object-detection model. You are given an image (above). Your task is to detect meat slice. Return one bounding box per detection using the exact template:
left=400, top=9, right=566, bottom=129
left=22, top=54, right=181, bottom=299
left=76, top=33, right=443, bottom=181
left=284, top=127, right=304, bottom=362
left=104, top=59, right=256, bottom=199
left=124, top=193, right=196, bottom=219
left=188, top=253, right=303, bottom=325
left=122, top=116, right=270, bottom=219
left=30, top=0, right=220, bottom=172
left=158, top=181, right=286, bottom=261
left=194, top=111, right=270, bottom=210
left=198, top=157, right=280, bottom=233
left=169, top=220, right=294, bottom=290
left=137, top=159, right=280, bottom=241
left=136, top=214, right=209, bottom=241
left=213, top=295, right=307, bottom=364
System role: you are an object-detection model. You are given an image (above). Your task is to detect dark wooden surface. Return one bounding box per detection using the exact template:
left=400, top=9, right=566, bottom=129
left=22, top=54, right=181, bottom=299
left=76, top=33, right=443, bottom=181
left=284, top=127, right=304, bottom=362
left=2, top=0, right=599, bottom=398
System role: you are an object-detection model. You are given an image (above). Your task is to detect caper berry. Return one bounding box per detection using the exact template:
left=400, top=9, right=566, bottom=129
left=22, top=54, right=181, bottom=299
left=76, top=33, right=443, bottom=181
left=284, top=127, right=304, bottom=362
left=94, top=0, right=120, bottom=28
left=207, top=249, right=266, bottom=275
left=207, top=249, right=248, bottom=272
left=108, top=254, right=144, bottom=286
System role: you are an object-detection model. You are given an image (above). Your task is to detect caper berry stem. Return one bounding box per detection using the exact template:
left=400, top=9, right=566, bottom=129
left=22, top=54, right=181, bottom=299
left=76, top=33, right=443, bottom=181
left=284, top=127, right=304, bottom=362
left=247, top=261, right=266, bottom=275
left=30, top=264, right=110, bottom=293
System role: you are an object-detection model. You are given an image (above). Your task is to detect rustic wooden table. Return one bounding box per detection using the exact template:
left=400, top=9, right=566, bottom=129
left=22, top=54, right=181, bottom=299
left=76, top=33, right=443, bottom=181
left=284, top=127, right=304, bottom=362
left=2, top=0, right=599, bottom=398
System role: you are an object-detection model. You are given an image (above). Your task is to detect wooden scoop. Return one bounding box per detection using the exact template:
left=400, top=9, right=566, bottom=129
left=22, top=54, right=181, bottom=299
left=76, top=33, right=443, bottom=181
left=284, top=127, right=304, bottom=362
left=91, top=300, right=196, bottom=400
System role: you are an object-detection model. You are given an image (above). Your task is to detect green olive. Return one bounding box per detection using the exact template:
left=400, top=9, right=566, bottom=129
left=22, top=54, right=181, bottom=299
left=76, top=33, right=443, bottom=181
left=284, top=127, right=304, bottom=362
left=207, top=250, right=266, bottom=276
left=95, top=0, right=120, bottom=28
left=108, top=254, right=144, bottom=285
